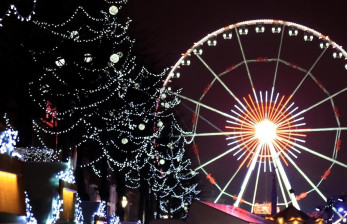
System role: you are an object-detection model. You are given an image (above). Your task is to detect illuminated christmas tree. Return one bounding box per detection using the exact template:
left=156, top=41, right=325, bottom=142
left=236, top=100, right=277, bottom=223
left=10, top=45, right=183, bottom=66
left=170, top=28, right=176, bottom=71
left=28, top=0, right=198, bottom=220
left=29, top=0, right=152, bottom=179
left=148, top=117, right=200, bottom=219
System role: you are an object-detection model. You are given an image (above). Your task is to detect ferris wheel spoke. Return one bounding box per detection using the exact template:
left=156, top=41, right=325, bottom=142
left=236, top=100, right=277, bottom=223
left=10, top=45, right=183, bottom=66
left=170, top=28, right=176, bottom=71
left=273, top=24, right=286, bottom=89
left=223, top=192, right=253, bottom=206
left=195, top=137, right=255, bottom=171
left=194, top=54, right=246, bottom=109
left=182, top=101, right=223, bottom=133
left=173, top=92, right=250, bottom=126
left=235, top=27, right=255, bottom=90
left=281, top=88, right=347, bottom=124
left=214, top=164, right=242, bottom=203
left=278, top=127, right=347, bottom=133
left=200, top=167, right=224, bottom=192
left=280, top=137, right=347, bottom=168
left=234, top=143, right=263, bottom=207
left=274, top=162, right=289, bottom=208
left=183, top=131, right=252, bottom=137
left=251, top=159, right=262, bottom=213
left=192, top=104, right=200, bottom=134
left=269, top=143, right=300, bottom=209
left=291, top=47, right=329, bottom=97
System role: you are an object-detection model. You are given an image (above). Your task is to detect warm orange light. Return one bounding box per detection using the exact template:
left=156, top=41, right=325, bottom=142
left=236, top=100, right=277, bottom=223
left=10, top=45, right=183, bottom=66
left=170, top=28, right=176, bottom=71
left=96, top=221, right=107, bottom=224
left=61, top=187, right=75, bottom=221
left=277, top=217, right=284, bottom=224
left=253, top=202, right=272, bottom=215
left=0, top=171, right=22, bottom=215
left=227, top=93, right=305, bottom=167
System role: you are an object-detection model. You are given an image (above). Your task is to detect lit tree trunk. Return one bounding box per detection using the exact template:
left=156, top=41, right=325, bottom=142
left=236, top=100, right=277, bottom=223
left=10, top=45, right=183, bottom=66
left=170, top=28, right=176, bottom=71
left=75, top=146, right=89, bottom=201
left=100, top=158, right=109, bottom=203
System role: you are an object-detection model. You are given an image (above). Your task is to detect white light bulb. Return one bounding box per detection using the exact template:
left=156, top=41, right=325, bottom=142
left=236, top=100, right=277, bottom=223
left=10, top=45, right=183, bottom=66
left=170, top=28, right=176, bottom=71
left=70, top=30, right=79, bottom=39
left=55, top=58, right=65, bottom=67
left=161, top=94, right=166, bottom=99
left=157, top=121, right=163, bottom=127
left=110, top=54, right=120, bottom=63
left=109, top=5, right=118, bottom=15
left=138, top=123, right=145, bottom=130
left=84, top=53, right=92, bottom=63
left=117, top=51, right=123, bottom=58
left=121, top=138, right=128, bottom=144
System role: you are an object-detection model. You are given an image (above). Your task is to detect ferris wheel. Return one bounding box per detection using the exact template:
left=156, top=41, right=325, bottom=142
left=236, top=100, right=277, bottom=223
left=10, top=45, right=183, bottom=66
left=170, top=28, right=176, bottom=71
left=157, top=19, right=347, bottom=214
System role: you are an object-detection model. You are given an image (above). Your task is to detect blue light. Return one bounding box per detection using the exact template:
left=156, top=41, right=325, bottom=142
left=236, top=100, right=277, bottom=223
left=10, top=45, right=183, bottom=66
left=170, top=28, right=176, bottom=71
left=338, top=207, right=344, bottom=212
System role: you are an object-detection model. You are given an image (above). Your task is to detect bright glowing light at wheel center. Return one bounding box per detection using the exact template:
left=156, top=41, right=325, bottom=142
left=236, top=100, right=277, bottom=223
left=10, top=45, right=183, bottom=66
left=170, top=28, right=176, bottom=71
left=254, top=119, right=277, bottom=143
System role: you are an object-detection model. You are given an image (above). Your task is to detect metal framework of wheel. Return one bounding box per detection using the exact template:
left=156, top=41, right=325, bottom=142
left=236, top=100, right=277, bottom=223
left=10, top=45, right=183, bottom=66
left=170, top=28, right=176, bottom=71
left=156, top=19, right=347, bottom=215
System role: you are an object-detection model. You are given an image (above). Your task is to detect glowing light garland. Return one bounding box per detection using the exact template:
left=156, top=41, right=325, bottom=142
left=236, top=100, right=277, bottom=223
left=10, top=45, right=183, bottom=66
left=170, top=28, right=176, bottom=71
left=149, top=116, right=200, bottom=218
left=0, top=1, right=37, bottom=27
left=23, top=147, right=61, bottom=162
left=74, top=194, right=84, bottom=224
left=56, top=159, right=76, bottom=184
left=109, top=215, right=120, bottom=224
left=46, top=195, right=63, bottom=224
left=24, top=191, right=38, bottom=224
left=93, top=201, right=107, bottom=221
left=0, top=129, right=19, bottom=156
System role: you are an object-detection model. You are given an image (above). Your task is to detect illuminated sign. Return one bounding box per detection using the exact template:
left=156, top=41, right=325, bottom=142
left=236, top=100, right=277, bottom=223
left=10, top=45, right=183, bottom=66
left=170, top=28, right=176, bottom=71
left=96, top=221, right=107, bottom=224
left=253, top=202, right=279, bottom=215
left=40, top=101, right=57, bottom=128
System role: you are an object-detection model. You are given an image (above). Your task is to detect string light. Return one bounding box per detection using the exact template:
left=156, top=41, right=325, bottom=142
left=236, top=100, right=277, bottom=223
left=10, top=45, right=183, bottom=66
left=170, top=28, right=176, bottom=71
left=109, top=215, right=121, bottom=224
left=46, top=195, right=63, bottom=224
left=109, top=5, right=119, bottom=15
left=23, top=147, right=61, bottom=162
left=24, top=191, right=38, bottom=224
left=93, top=201, right=107, bottom=221
left=56, top=159, right=76, bottom=184
left=74, top=194, right=84, bottom=224
left=0, top=129, right=18, bottom=156
left=0, top=1, right=37, bottom=27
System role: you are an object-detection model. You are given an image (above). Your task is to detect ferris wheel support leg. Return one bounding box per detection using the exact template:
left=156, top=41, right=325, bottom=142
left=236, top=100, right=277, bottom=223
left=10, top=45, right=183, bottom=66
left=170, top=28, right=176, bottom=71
left=234, top=143, right=263, bottom=207
left=274, top=162, right=289, bottom=208
left=251, top=159, right=262, bottom=213
left=269, top=144, right=300, bottom=210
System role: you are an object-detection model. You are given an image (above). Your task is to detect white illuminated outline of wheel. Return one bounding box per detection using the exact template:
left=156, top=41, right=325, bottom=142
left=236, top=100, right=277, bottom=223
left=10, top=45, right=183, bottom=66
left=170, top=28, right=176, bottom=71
left=156, top=19, right=347, bottom=214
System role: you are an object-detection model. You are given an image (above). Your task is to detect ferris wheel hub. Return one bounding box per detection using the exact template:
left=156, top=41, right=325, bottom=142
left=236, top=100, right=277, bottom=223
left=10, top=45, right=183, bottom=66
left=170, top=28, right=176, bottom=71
left=254, top=119, right=277, bottom=143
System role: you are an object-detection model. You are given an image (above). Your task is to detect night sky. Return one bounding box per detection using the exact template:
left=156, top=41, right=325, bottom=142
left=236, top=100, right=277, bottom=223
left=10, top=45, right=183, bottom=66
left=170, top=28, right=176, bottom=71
left=126, top=0, right=347, bottom=71
left=0, top=0, right=346, bottom=215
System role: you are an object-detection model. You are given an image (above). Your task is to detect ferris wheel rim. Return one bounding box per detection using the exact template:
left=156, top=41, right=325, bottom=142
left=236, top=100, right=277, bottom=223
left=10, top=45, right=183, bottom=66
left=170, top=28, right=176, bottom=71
left=162, top=19, right=347, bottom=89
